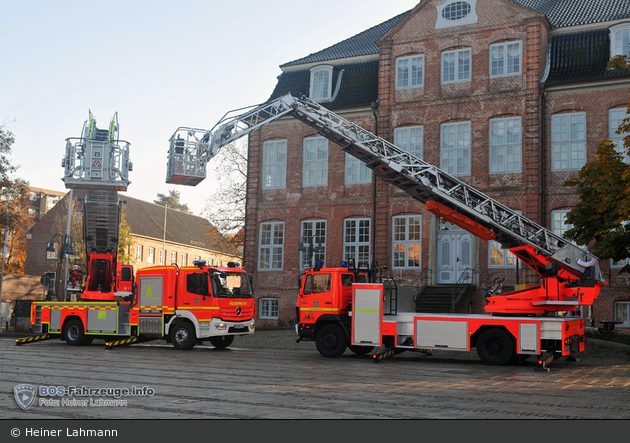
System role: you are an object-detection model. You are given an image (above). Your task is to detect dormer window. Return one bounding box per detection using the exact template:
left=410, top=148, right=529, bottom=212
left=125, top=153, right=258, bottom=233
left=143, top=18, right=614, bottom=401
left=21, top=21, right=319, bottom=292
left=310, top=65, right=333, bottom=102
left=610, top=24, right=630, bottom=57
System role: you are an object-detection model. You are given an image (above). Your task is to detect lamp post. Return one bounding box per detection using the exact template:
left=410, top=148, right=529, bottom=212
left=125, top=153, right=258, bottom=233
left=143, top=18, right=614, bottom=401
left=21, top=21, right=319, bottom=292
left=45, top=234, right=75, bottom=300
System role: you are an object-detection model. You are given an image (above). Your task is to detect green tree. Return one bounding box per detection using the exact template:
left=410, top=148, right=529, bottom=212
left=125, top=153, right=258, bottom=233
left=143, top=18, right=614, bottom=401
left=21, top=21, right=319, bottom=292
left=117, top=209, right=134, bottom=264
left=563, top=54, right=630, bottom=278
left=154, top=189, right=191, bottom=214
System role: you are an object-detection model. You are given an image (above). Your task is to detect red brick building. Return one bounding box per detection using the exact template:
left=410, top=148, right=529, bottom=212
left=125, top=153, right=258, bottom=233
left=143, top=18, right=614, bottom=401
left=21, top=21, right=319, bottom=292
left=243, top=0, right=630, bottom=330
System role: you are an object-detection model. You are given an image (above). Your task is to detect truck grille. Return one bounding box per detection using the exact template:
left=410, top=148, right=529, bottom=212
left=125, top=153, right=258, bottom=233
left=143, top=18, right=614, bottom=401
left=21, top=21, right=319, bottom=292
left=222, top=305, right=254, bottom=321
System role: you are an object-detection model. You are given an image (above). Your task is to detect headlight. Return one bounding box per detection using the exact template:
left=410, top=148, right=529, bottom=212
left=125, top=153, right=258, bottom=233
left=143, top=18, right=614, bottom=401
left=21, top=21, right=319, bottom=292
left=215, top=323, right=226, bottom=330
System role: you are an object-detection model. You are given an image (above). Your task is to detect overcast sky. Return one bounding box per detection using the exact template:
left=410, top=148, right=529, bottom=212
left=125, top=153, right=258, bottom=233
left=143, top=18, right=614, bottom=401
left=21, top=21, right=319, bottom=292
left=1, top=0, right=419, bottom=216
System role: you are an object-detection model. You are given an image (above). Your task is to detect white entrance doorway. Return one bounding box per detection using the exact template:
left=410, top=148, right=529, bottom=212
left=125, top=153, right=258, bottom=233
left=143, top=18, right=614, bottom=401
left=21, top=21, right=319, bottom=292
left=436, top=220, right=473, bottom=284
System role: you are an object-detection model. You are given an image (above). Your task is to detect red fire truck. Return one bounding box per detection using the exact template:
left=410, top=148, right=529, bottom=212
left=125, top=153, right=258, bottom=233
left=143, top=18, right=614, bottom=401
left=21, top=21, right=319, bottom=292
left=17, top=113, right=255, bottom=350
left=165, top=93, right=605, bottom=369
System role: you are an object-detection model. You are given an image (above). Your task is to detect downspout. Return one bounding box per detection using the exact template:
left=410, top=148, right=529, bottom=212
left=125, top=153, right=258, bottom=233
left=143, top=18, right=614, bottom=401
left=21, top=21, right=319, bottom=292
left=371, top=100, right=379, bottom=274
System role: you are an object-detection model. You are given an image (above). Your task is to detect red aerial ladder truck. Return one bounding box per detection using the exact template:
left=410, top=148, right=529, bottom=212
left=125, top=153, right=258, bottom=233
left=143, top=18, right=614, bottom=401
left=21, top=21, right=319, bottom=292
left=18, top=113, right=255, bottom=350
left=165, top=93, right=605, bottom=369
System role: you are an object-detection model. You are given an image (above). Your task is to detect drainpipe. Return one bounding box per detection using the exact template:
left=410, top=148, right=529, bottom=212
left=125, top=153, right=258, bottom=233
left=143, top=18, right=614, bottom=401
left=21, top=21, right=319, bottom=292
left=371, top=101, right=379, bottom=274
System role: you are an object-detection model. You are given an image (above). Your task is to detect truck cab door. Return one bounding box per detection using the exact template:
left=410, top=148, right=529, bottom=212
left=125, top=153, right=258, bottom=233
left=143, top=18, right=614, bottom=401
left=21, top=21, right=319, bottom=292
left=299, top=273, right=332, bottom=324
left=178, top=271, right=215, bottom=321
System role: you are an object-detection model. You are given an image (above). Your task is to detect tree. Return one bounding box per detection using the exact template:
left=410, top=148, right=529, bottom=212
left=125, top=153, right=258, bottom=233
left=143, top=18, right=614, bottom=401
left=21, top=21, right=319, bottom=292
left=0, top=125, right=30, bottom=275
left=117, top=208, right=134, bottom=265
left=203, top=140, right=247, bottom=252
left=563, top=54, right=630, bottom=277
left=154, top=189, right=192, bottom=214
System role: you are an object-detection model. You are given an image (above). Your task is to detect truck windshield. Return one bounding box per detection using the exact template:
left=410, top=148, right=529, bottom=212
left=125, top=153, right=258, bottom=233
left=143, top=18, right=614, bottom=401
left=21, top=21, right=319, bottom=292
left=211, top=272, right=252, bottom=298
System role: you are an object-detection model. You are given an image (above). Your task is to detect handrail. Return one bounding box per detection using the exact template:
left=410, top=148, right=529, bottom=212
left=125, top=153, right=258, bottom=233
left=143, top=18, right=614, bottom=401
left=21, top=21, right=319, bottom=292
left=413, top=268, right=432, bottom=301
left=451, top=268, right=474, bottom=313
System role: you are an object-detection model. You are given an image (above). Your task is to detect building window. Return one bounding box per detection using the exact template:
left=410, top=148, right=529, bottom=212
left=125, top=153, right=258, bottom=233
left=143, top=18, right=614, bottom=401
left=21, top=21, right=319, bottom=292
left=159, top=249, right=166, bottom=266
left=489, top=240, right=517, bottom=267
left=343, top=218, right=371, bottom=268
left=147, top=247, right=155, bottom=264
left=29, top=191, right=38, bottom=201
left=259, top=222, right=284, bottom=270
left=609, top=107, right=630, bottom=163
left=615, top=301, right=630, bottom=327
left=441, top=122, right=471, bottom=175
left=260, top=298, right=279, bottom=319
left=442, top=48, right=471, bottom=83
left=208, top=258, right=214, bottom=266
left=303, top=137, right=328, bottom=187
left=611, top=257, right=630, bottom=268
left=28, top=208, right=36, bottom=217
left=170, top=251, right=177, bottom=265
left=300, top=220, right=327, bottom=269
left=552, top=113, right=586, bottom=170
left=394, top=126, right=424, bottom=158
left=345, top=153, right=371, bottom=184
left=490, top=41, right=521, bottom=77
left=396, top=55, right=424, bottom=89
left=489, top=117, right=522, bottom=173
left=392, top=215, right=422, bottom=269
left=135, top=245, right=143, bottom=262
left=436, top=0, right=477, bottom=29
left=310, top=65, right=333, bottom=102
left=181, top=253, right=187, bottom=267
left=263, top=140, right=287, bottom=189
left=611, top=24, right=630, bottom=57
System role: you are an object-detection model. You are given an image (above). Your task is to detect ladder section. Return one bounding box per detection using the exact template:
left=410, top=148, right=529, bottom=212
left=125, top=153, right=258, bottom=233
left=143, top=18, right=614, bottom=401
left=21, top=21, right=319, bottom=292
left=62, top=111, right=132, bottom=191
left=83, top=189, right=121, bottom=254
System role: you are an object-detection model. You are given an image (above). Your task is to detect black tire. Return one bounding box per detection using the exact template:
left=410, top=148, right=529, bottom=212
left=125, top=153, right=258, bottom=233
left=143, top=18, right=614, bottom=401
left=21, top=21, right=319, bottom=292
left=209, top=335, right=234, bottom=349
left=315, top=324, right=348, bottom=358
left=63, top=319, right=87, bottom=346
left=476, top=328, right=515, bottom=366
left=170, top=322, right=197, bottom=350
left=349, top=345, right=374, bottom=355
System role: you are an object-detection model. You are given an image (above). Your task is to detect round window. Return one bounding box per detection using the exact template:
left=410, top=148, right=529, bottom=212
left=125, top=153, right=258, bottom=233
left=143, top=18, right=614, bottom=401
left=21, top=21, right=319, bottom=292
left=442, top=1, right=471, bottom=21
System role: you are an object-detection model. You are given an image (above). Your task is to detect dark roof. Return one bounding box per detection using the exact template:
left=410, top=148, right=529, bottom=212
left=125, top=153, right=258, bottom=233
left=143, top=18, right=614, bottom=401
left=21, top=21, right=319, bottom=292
left=544, top=29, right=630, bottom=84
left=514, top=0, right=630, bottom=29
left=280, top=11, right=410, bottom=68
left=122, top=196, right=227, bottom=253
left=268, top=60, right=379, bottom=109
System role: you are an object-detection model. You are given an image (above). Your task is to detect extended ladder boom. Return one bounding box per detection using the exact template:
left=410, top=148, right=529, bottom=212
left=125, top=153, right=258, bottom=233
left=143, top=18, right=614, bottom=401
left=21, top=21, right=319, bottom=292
left=166, top=94, right=604, bottom=284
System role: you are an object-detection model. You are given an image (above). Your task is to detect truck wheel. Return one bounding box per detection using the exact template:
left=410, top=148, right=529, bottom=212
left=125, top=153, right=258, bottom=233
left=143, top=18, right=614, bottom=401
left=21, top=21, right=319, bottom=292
left=209, top=335, right=234, bottom=349
left=476, top=328, right=515, bottom=365
left=63, top=319, right=87, bottom=346
left=349, top=345, right=374, bottom=356
left=170, top=322, right=197, bottom=350
left=315, top=324, right=347, bottom=358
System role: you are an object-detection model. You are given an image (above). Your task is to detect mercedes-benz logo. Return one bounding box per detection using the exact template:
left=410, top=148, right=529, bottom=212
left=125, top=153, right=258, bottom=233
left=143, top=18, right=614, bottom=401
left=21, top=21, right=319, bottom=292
left=236, top=307, right=241, bottom=316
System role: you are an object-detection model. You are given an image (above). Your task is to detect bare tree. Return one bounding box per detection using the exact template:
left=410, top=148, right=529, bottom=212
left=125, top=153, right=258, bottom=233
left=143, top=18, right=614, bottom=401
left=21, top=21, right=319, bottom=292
left=203, top=140, right=247, bottom=252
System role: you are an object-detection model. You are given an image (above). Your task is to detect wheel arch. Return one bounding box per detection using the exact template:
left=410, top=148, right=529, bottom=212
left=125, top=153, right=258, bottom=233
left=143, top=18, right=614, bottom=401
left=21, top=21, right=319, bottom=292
left=166, top=312, right=200, bottom=337
left=470, top=324, right=515, bottom=349
left=314, top=315, right=351, bottom=341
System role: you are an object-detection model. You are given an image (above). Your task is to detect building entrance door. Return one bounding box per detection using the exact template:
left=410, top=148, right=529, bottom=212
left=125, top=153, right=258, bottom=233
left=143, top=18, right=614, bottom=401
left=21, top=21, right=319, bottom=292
left=436, top=220, right=473, bottom=284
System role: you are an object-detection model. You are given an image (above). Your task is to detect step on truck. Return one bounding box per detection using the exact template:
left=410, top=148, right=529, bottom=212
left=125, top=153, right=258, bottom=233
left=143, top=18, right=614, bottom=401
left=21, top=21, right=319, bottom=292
left=164, top=93, right=605, bottom=369
left=18, top=112, right=255, bottom=350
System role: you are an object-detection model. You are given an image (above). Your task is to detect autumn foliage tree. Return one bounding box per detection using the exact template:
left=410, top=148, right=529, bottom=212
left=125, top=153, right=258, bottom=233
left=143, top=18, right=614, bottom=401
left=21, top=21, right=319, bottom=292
left=0, top=125, right=30, bottom=275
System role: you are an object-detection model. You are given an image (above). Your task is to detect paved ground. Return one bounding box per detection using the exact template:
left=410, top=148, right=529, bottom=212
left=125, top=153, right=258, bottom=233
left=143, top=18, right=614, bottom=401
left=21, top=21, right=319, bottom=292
left=1, top=329, right=629, bottom=420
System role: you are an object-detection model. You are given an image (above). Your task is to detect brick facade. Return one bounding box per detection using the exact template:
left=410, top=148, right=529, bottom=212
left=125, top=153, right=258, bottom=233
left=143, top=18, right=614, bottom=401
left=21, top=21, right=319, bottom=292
left=243, top=0, right=630, bottom=332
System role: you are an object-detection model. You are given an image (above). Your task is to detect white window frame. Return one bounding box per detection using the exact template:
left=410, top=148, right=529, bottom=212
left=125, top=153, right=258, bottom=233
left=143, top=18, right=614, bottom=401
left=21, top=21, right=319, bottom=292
left=442, top=48, right=471, bottom=83
left=436, top=0, right=478, bottom=29
left=259, top=222, right=285, bottom=271
left=159, top=249, right=166, bottom=266
left=551, top=209, right=585, bottom=250
left=392, top=215, right=422, bottom=269
left=262, top=140, right=287, bottom=189
left=489, top=241, right=518, bottom=268
left=610, top=23, right=630, bottom=57
left=609, top=107, right=629, bottom=163
left=343, top=218, right=371, bottom=268
left=551, top=112, right=586, bottom=171
left=310, top=65, right=333, bottom=102
left=170, top=251, right=177, bottom=265
left=396, top=55, right=425, bottom=89
left=394, top=126, right=424, bottom=158
left=259, top=298, right=279, bottom=319
left=489, top=117, right=522, bottom=173
left=345, top=153, right=372, bottom=184
left=147, top=247, right=155, bottom=264
left=135, top=245, right=143, bottom=262
left=490, top=41, right=522, bottom=77
left=29, top=191, right=37, bottom=201
left=181, top=253, right=188, bottom=267
left=441, top=122, right=471, bottom=175
left=300, top=220, right=327, bottom=269
left=303, top=137, right=328, bottom=187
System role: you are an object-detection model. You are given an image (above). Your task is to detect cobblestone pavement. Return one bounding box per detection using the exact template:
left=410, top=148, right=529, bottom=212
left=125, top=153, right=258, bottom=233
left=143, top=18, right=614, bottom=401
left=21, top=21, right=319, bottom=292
left=1, top=329, right=629, bottom=419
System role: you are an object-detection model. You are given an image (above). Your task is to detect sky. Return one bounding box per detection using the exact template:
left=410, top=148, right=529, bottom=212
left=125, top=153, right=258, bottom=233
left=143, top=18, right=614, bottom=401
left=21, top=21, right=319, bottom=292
left=1, top=0, right=420, bottom=217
